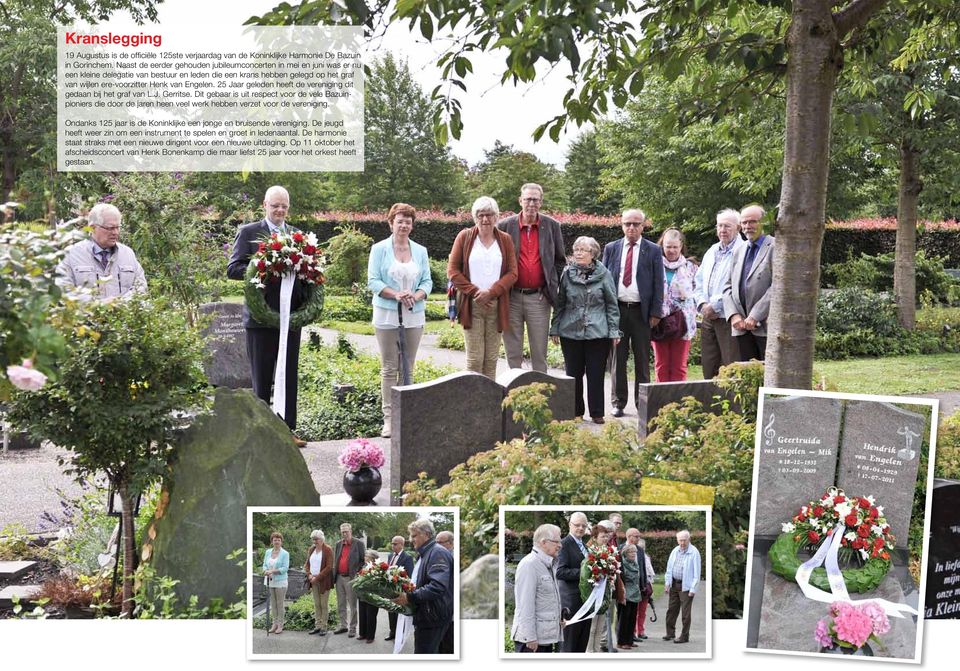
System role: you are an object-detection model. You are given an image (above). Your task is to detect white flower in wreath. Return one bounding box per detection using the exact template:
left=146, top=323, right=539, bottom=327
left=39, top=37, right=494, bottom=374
left=845, top=531, right=857, bottom=542
left=871, top=524, right=884, bottom=537
left=859, top=548, right=869, bottom=561
left=866, top=495, right=876, bottom=505
left=835, top=501, right=853, bottom=518
left=876, top=505, right=884, bottom=517
left=782, top=522, right=796, bottom=533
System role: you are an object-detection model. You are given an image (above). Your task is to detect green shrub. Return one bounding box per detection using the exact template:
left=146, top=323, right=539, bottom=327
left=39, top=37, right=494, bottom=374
left=296, top=336, right=455, bottom=441
left=824, top=251, right=960, bottom=306
left=435, top=326, right=565, bottom=368
left=251, top=592, right=339, bottom=631
left=321, top=294, right=374, bottom=323
left=936, top=413, right=960, bottom=480
left=429, top=257, right=449, bottom=294
left=323, top=225, right=373, bottom=288
left=818, top=287, right=901, bottom=337
left=403, top=383, right=647, bottom=566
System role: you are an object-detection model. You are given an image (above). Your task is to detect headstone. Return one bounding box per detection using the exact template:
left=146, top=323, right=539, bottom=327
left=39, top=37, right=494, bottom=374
left=391, top=372, right=503, bottom=501
left=142, top=388, right=321, bottom=608
left=636, top=379, right=735, bottom=439
left=837, top=401, right=926, bottom=548
left=754, top=396, right=843, bottom=536
left=199, top=302, right=249, bottom=389
left=285, top=569, right=308, bottom=600
left=0, top=560, right=35, bottom=581
left=0, top=585, right=41, bottom=608
left=498, top=369, right=576, bottom=441
left=756, top=574, right=916, bottom=658
left=460, top=554, right=500, bottom=619
left=925, top=479, right=960, bottom=619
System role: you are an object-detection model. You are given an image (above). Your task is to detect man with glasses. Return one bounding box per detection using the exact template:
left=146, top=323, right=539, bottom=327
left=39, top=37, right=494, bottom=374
left=722, top=204, right=775, bottom=361
left=497, top=183, right=566, bottom=372
left=557, top=512, right=591, bottom=652
left=57, top=202, right=147, bottom=300
left=601, top=209, right=663, bottom=417
left=511, top=523, right=564, bottom=653
left=694, top=208, right=746, bottom=377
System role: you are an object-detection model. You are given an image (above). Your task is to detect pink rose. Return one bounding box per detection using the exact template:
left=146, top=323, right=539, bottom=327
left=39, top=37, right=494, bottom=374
left=6, top=360, right=47, bottom=391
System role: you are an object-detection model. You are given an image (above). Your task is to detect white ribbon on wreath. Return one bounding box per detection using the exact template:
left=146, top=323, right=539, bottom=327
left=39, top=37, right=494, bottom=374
left=393, top=612, right=412, bottom=653
left=563, top=577, right=607, bottom=626
left=795, top=523, right=918, bottom=618
left=271, top=273, right=296, bottom=419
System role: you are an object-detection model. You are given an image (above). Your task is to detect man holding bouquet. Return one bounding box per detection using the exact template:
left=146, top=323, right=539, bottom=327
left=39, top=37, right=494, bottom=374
left=227, top=185, right=307, bottom=446
left=385, top=535, right=415, bottom=642
left=392, top=519, right=454, bottom=654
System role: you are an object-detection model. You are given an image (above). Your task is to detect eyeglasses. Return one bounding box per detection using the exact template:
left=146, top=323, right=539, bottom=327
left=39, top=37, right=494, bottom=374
left=572, top=248, right=591, bottom=254
left=543, top=538, right=561, bottom=545
left=475, top=212, right=497, bottom=219
left=622, top=221, right=644, bottom=227
left=95, top=224, right=121, bottom=232
left=520, top=197, right=542, bottom=203
left=740, top=219, right=761, bottom=225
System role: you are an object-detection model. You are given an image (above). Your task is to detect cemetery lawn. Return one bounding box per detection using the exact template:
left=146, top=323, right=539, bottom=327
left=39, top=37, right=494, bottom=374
left=812, top=353, right=960, bottom=395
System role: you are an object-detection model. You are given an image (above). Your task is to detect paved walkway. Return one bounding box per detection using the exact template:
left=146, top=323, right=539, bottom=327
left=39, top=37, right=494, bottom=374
left=610, top=581, right=708, bottom=655
left=251, top=606, right=415, bottom=655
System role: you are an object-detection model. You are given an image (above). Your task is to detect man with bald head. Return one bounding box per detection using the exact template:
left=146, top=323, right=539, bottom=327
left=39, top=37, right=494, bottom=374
left=227, top=185, right=307, bottom=444
left=694, top=208, right=746, bottom=377
left=384, top=535, right=415, bottom=641
left=601, top=210, right=664, bottom=417
left=557, top=511, right=591, bottom=652
left=722, top=204, right=775, bottom=361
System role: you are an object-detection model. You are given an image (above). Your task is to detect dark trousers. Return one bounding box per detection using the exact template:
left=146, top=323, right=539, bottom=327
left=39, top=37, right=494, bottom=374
left=700, top=316, right=738, bottom=378
left=414, top=621, right=450, bottom=654
left=514, top=642, right=555, bottom=652
left=611, top=303, right=651, bottom=409
left=665, top=583, right=694, bottom=639
left=246, top=326, right=301, bottom=430
left=735, top=332, right=766, bottom=362
left=388, top=611, right=398, bottom=637
left=560, top=337, right=610, bottom=418
left=439, top=618, right=454, bottom=653
left=560, top=608, right=591, bottom=652
left=617, top=600, right=639, bottom=646
left=358, top=601, right=378, bottom=641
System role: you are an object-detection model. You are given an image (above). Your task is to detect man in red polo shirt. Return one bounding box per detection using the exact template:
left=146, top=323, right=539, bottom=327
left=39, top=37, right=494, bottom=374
left=332, top=522, right=366, bottom=637
left=497, top=183, right=566, bottom=372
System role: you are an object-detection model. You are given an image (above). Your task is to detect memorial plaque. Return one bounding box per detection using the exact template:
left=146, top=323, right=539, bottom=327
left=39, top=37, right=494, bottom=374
left=837, top=401, right=926, bottom=548
left=199, top=302, right=249, bottom=389
left=925, top=479, right=960, bottom=619
left=754, top=395, right=842, bottom=536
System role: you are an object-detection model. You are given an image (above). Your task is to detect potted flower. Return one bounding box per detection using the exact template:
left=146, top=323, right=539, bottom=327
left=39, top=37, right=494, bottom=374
left=337, top=438, right=386, bottom=504
left=815, top=600, right=890, bottom=655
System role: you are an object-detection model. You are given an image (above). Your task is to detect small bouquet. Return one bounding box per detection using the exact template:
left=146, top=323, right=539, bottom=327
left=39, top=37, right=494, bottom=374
left=579, top=543, right=621, bottom=613
left=815, top=600, right=889, bottom=654
left=351, top=560, right=416, bottom=614
left=337, top=438, right=385, bottom=473
left=249, top=230, right=326, bottom=289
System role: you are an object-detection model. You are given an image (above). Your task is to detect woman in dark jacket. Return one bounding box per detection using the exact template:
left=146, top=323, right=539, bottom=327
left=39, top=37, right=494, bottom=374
left=550, top=236, right=621, bottom=423
left=357, top=549, right=381, bottom=643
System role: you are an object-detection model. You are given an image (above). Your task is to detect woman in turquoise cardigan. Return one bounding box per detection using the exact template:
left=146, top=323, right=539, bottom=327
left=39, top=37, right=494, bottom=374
left=262, top=531, right=290, bottom=633
left=367, top=202, right=433, bottom=438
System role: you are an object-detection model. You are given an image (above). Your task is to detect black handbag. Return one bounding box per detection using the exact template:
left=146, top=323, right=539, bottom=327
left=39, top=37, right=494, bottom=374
left=651, top=309, right=685, bottom=341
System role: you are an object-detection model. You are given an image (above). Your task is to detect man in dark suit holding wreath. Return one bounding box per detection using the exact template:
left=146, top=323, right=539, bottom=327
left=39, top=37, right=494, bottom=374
left=227, top=185, right=307, bottom=445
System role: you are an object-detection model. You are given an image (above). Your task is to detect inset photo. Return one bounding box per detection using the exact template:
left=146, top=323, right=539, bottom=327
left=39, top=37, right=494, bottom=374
left=745, top=388, right=937, bottom=663
left=499, top=505, right=711, bottom=658
left=246, top=506, right=459, bottom=660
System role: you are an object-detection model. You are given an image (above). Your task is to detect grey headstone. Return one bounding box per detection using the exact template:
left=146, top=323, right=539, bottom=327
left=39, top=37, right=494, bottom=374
left=636, top=379, right=735, bottom=439
left=460, top=554, right=500, bottom=619
left=498, top=369, right=576, bottom=440
left=756, top=573, right=916, bottom=658
left=754, top=396, right=842, bottom=536
left=143, top=388, right=321, bottom=608
left=285, top=569, right=308, bottom=600
left=199, top=302, right=249, bottom=389
left=0, top=585, right=41, bottom=608
left=925, top=479, right=960, bottom=619
left=391, top=372, right=503, bottom=501
left=0, top=560, right=36, bottom=581
left=837, top=401, right=926, bottom=548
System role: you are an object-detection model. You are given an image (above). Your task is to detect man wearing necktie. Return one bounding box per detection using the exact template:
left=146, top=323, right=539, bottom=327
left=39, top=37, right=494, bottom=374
left=722, top=204, right=776, bottom=361
left=227, top=185, right=307, bottom=445
left=384, top=535, right=415, bottom=642
left=601, top=209, right=663, bottom=418
left=557, top=511, right=591, bottom=652
left=56, top=203, right=147, bottom=301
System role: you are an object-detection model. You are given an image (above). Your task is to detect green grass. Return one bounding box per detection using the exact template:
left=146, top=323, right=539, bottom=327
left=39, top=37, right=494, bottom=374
left=316, top=320, right=454, bottom=336
left=813, top=352, right=960, bottom=395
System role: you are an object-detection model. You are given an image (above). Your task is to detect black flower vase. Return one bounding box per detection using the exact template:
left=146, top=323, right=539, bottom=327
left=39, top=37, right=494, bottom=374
left=820, top=643, right=874, bottom=657
left=343, top=466, right=382, bottom=505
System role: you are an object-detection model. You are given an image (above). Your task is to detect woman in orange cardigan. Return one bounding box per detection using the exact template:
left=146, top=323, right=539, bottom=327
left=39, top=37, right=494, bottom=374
left=448, top=196, right=519, bottom=378
left=304, top=529, right=334, bottom=635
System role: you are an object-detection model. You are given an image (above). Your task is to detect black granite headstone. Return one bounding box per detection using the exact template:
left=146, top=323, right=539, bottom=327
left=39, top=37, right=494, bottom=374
left=925, top=478, right=960, bottom=619
left=498, top=369, right=576, bottom=441
left=199, top=302, right=249, bottom=389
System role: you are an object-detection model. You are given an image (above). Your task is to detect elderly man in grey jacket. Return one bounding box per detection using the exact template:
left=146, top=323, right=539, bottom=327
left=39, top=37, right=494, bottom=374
left=56, top=203, right=147, bottom=301
left=511, top=523, right=564, bottom=653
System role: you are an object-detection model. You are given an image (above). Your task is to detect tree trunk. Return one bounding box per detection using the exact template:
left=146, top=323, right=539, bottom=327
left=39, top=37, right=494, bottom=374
left=765, top=0, right=845, bottom=389
left=119, top=482, right=137, bottom=617
left=895, top=137, right=921, bottom=329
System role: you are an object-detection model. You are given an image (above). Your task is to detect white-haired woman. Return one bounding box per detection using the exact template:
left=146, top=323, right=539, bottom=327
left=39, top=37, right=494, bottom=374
left=447, top=196, right=518, bottom=378
left=304, top=529, right=334, bottom=635
left=550, top=236, right=621, bottom=423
